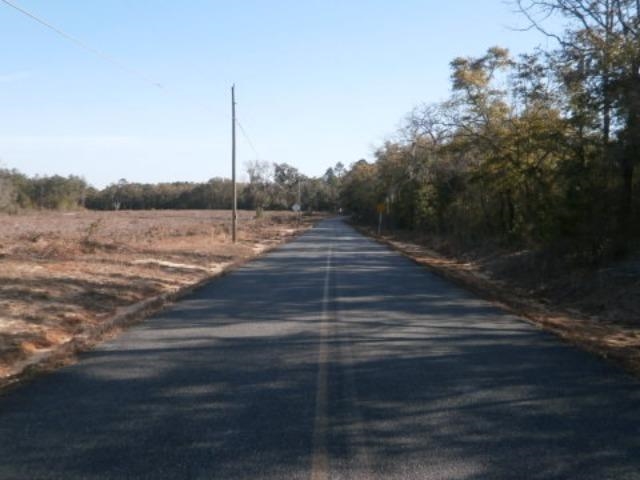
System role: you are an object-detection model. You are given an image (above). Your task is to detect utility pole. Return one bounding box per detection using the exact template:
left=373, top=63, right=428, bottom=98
left=231, top=85, right=237, bottom=243
left=297, top=177, right=302, bottom=225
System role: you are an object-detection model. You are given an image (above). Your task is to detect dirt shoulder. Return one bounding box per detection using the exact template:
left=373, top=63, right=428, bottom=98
left=0, top=210, right=324, bottom=389
left=355, top=225, right=640, bottom=377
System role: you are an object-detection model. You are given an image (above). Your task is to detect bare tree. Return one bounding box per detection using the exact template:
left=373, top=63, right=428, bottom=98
left=0, top=176, right=17, bottom=213
left=245, top=160, right=273, bottom=215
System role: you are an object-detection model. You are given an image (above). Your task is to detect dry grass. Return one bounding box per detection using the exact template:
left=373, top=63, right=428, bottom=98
left=0, top=210, right=320, bottom=381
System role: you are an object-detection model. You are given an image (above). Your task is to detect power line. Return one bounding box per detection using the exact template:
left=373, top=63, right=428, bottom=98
left=2, top=0, right=268, bottom=164
left=1, top=0, right=163, bottom=89
left=236, top=118, right=260, bottom=160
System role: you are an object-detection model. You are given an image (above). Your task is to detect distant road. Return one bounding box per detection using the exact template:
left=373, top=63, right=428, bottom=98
left=1, top=218, right=639, bottom=479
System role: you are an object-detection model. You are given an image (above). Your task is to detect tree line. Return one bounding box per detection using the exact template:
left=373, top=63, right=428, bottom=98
left=4, top=1, right=638, bottom=262
left=339, top=0, right=640, bottom=261
left=0, top=161, right=344, bottom=214
left=0, top=169, right=88, bottom=211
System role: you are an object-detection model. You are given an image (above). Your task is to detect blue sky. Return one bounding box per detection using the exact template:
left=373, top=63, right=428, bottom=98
left=1, top=0, right=553, bottom=188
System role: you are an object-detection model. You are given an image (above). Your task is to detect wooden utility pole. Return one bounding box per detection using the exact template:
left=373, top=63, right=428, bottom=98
left=231, top=85, right=237, bottom=243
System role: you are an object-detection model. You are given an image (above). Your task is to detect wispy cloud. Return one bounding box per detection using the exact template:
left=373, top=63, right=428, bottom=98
left=0, top=70, right=31, bottom=83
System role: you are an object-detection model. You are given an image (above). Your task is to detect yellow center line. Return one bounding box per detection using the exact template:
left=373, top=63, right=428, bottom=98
left=311, top=245, right=332, bottom=480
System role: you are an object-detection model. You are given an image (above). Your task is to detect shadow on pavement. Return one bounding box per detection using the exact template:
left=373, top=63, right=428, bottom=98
left=0, top=219, right=638, bottom=479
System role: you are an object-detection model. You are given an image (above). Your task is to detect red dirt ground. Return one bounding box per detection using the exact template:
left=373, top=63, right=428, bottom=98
left=0, top=210, right=319, bottom=381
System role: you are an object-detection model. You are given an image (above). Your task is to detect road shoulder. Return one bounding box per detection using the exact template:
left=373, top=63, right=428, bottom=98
left=0, top=211, right=325, bottom=393
left=354, top=224, right=640, bottom=378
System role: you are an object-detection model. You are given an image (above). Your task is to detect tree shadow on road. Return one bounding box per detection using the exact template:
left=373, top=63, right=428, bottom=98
left=0, top=221, right=639, bottom=479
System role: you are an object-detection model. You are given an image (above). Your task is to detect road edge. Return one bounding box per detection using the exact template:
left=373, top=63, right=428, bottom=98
left=0, top=223, right=319, bottom=394
left=353, top=224, right=640, bottom=379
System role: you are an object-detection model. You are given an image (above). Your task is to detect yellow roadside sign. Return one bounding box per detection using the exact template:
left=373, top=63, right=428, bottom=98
left=376, top=203, right=385, bottom=214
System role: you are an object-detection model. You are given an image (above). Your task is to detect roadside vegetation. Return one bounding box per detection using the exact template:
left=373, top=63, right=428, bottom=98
left=338, top=1, right=640, bottom=374
left=2, top=0, right=639, bottom=379
left=340, top=1, right=640, bottom=264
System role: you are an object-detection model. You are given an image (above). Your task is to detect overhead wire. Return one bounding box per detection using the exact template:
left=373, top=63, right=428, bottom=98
left=236, top=118, right=261, bottom=160
left=0, top=0, right=164, bottom=89
left=1, top=0, right=265, bottom=162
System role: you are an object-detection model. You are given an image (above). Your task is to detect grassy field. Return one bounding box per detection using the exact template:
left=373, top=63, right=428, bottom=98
left=0, top=209, right=320, bottom=382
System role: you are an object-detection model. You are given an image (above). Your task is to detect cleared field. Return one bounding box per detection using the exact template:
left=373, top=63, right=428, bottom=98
left=0, top=209, right=318, bottom=381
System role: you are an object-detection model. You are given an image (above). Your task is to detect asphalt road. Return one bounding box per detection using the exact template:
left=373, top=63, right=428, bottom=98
left=1, top=218, right=639, bottom=479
